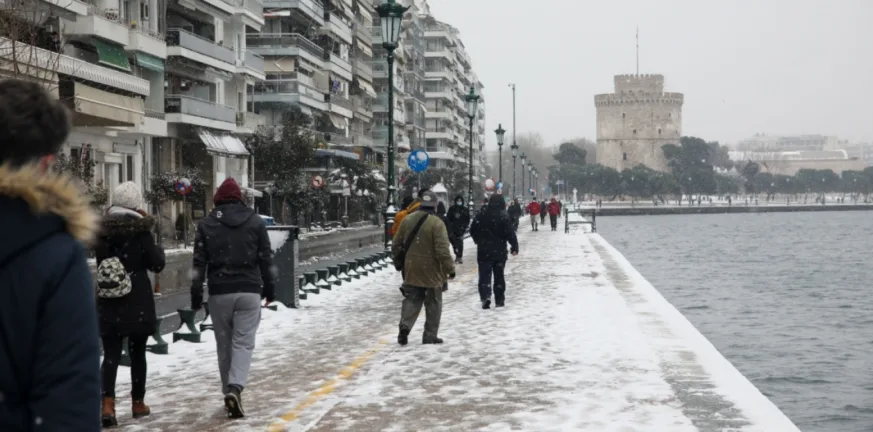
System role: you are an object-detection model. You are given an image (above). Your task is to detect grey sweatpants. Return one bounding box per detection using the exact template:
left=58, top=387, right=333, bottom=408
left=209, top=292, right=261, bottom=393
left=399, top=285, right=443, bottom=340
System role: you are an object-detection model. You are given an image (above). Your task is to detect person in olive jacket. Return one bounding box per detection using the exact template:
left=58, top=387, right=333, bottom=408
left=0, top=79, right=102, bottom=431
left=191, top=178, right=274, bottom=419
left=393, top=191, right=455, bottom=345
left=95, top=181, right=166, bottom=426
left=470, top=194, right=519, bottom=309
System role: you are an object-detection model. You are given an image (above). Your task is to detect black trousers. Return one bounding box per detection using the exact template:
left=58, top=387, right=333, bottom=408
left=478, top=260, right=507, bottom=303
left=450, top=234, right=464, bottom=259
left=550, top=214, right=558, bottom=229
left=101, top=334, right=149, bottom=399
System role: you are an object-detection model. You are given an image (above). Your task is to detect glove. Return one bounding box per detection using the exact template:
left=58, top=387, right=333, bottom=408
left=261, top=284, right=276, bottom=304
left=448, top=272, right=456, bottom=280
left=191, top=292, right=203, bottom=311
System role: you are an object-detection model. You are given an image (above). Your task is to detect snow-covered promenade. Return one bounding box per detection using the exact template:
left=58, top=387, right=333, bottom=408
left=111, top=217, right=799, bottom=431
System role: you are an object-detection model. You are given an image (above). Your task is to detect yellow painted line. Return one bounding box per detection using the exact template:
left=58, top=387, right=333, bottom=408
left=267, top=339, right=389, bottom=431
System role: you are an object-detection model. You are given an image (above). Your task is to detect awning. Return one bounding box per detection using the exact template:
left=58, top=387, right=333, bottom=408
left=357, top=80, right=376, bottom=98
left=243, top=187, right=263, bottom=198
left=315, top=149, right=360, bottom=161
left=93, top=39, right=131, bottom=72
left=263, top=9, right=290, bottom=17
left=67, top=81, right=144, bottom=127
left=298, top=105, right=312, bottom=116
left=135, top=52, right=164, bottom=73
left=197, top=129, right=250, bottom=159
left=328, top=113, right=347, bottom=129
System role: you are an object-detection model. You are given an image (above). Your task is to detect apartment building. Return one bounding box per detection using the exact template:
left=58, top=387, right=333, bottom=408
left=250, top=0, right=376, bottom=163
left=401, top=2, right=426, bottom=151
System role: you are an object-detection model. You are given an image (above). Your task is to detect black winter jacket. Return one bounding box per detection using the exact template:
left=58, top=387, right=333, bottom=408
left=0, top=164, right=101, bottom=431
left=469, top=195, right=519, bottom=262
left=445, top=195, right=470, bottom=237
left=507, top=202, right=523, bottom=219
left=191, top=202, right=275, bottom=300
left=95, top=208, right=166, bottom=337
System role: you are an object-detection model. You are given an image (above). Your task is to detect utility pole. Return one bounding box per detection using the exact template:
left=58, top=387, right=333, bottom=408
left=636, top=26, right=639, bottom=75
left=509, top=83, right=516, bottom=196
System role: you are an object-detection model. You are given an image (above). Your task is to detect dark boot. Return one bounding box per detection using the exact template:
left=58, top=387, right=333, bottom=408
left=422, top=337, right=443, bottom=344
left=481, top=299, right=491, bottom=309
left=397, top=325, right=410, bottom=346
left=495, top=301, right=505, bottom=307
left=224, top=385, right=245, bottom=418
left=131, top=400, right=151, bottom=419
left=101, top=397, right=117, bottom=427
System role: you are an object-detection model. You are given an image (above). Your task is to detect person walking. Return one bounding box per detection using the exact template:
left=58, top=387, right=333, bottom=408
left=526, top=197, right=541, bottom=231
left=539, top=199, right=548, bottom=226
left=547, top=197, right=561, bottom=231
left=393, top=191, right=455, bottom=345
left=190, top=178, right=275, bottom=419
left=445, top=194, right=470, bottom=263
left=470, top=194, right=519, bottom=309
left=96, top=182, right=166, bottom=427
left=0, top=78, right=102, bottom=431
left=507, top=198, right=523, bottom=232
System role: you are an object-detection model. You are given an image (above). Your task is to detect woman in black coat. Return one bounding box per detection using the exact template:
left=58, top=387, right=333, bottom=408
left=95, top=182, right=165, bottom=427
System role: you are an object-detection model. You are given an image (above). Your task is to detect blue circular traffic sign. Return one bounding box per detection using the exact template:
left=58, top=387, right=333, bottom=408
left=407, top=150, right=429, bottom=173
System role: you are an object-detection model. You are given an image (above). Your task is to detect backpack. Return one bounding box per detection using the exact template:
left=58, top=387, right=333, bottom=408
left=96, top=239, right=132, bottom=299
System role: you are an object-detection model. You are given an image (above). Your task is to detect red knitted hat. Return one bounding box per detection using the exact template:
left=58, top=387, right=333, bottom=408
left=214, top=178, right=242, bottom=203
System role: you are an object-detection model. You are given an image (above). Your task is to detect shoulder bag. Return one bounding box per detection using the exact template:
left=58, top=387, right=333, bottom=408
left=394, top=214, right=429, bottom=272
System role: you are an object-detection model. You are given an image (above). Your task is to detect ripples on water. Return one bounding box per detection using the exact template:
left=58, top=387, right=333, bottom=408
left=598, top=211, right=873, bottom=432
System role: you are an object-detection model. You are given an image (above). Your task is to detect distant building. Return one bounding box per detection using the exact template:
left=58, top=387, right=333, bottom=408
left=594, top=74, right=684, bottom=172
left=736, top=134, right=839, bottom=152
left=728, top=149, right=865, bottom=176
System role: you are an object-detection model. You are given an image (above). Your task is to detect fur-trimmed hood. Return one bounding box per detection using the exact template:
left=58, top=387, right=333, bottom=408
left=0, top=163, right=100, bottom=246
left=101, top=206, right=155, bottom=238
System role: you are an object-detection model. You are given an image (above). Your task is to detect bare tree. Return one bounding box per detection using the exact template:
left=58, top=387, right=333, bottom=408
left=0, top=0, right=69, bottom=90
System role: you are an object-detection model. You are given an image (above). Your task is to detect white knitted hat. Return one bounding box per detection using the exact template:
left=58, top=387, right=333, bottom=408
left=111, top=181, right=143, bottom=210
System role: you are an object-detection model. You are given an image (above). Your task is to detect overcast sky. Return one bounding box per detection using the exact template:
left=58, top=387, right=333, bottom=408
left=425, top=0, right=873, bottom=150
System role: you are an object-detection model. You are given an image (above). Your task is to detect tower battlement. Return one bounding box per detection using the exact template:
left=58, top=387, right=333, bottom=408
left=594, top=92, right=684, bottom=107
left=614, top=74, right=664, bottom=94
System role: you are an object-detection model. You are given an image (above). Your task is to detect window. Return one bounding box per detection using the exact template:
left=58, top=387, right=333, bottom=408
left=622, top=153, right=628, bottom=161
left=658, top=128, right=661, bottom=135
left=126, top=155, right=134, bottom=181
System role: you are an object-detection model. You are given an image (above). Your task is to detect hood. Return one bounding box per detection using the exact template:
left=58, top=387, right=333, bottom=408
left=487, top=194, right=506, bottom=209
left=100, top=206, right=155, bottom=238
left=452, top=194, right=465, bottom=204
left=406, top=200, right=421, bottom=212
left=0, top=163, right=99, bottom=264
left=210, top=202, right=256, bottom=228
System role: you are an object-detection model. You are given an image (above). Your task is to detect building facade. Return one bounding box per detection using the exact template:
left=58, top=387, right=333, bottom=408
left=594, top=74, right=683, bottom=172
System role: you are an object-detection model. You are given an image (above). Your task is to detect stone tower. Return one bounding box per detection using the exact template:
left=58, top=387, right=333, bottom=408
left=594, top=74, right=683, bottom=172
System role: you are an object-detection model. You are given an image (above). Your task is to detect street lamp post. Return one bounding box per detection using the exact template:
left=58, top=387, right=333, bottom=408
left=376, top=0, right=409, bottom=250
left=527, top=164, right=533, bottom=197
left=494, top=123, right=506, bottom=186
left=520, top=153, right=526, bottom=198
left=464, top=86, right=480, bottom=208
left=510, top=140, right=518, bottom=198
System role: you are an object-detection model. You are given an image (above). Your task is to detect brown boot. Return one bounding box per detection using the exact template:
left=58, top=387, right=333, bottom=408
left=131, top=400, right=151, bottom=419
left=101, top=397, right=117, bottom=427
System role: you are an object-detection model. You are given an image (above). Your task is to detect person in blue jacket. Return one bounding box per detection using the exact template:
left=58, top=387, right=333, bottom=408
left=0, top=79, right=102, bottom=430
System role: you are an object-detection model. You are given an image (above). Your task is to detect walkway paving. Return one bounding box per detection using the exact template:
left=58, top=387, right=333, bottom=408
left=112, top=219, right=798, bottom=431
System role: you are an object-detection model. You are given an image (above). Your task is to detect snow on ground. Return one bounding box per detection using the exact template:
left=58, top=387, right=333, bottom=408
left=110, top=215, right=798, bottom=431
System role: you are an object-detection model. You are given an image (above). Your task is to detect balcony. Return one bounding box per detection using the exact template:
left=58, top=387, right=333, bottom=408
left=262, top=0, right=324, bottom=24
left=327, top=53, right=352, bottom=81
left=323, top=17, right=352, bottom=44
left=46, top=0, right=89, bottom=16
left=246, top=33, right=324, bottom=67
left=236, top=111, right=266, bottom=134
left=328, top=93, right=353, bottom=117
left=424, top=69, right=452, bottom=80
left=425, top=90, right=452, bottom=101
left=353, top=96, right=372, bottom=119
left=166, top=28, right=235, bottom=73
left=253, top=79, right=327, bottom=110
left=65, top=5, right=130, bottom=46
left=426, top=127, right=453, bottom=140
left=424, top=49, right=451, bottom=60
left=426, top=109, right=452, bottom=120
left=165, top=94, right=237, bottom=130
left=351, top=58, right=372, bottom=81
left=120, top=108, right=168, bottom=137
left=237, top=50, right=265, bottom=80
left=128, top=26, right=166, bottom=59
left=235, top=0, right=265, bottom=29
left=352, top=19, right=371, bottom=44
left=405, top=115, right=425, bottom=129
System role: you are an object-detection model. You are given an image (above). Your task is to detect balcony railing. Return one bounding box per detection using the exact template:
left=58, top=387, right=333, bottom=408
left=244, top=50, right=264, bottom=71
left=329, top=93, right=352, bottom=110
left=235, top=0, right=262, bottom=15
left=246, top=33, right=323, bottom=58
left=352, top=19, right=371, bottom=42
left=132, top=25, right=165, bottom=41
left=237, top=111, right=266, bottom=128
left=255, top=80, right=325, bottom=100
left=263, top=0, right=324, bottom=20
left=165, top=94, right=236, bottom=124
left=351, top=58, right=372, bottom=79
left=145, top=109, right=166, bottom=119
left=166, top=28, right=234, bottom=64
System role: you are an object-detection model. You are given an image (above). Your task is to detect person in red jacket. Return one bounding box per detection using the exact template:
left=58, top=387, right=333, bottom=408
left=526, top=198, right=540, bottom=231
left=547, top=197, right=561, bottom=231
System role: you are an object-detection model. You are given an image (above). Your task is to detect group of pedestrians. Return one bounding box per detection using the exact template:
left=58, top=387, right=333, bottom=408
left=524, top=197, right=563, bottom=231
left=0, top=78, right=275, bottom=430
left=391, top=190, right=520, bottom=345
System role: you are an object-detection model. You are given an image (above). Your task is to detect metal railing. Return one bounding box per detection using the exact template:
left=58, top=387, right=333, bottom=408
left=236, top=111, right=266, bottom=128
left=328, top=53, right=351, bottom=72
left=255, top=80, right=325, bottom=100
left=244, top=50, right=264, bottom=71
left=166, top=28, right=234, bottom=64
left=131, top=25, right=164, bottom=41
left=246, top=33, right=323, bottom=58
left=351, top=58, right=372, bottom=78
left=86, top=5, right=128, bottom=27
left=165, top=95, right=236, bottom=123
